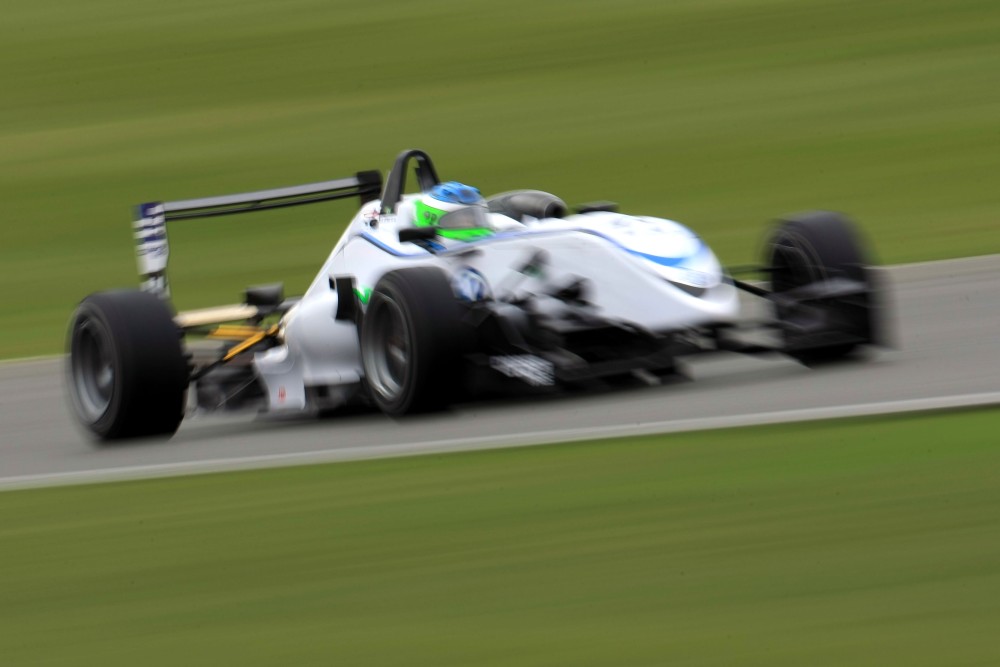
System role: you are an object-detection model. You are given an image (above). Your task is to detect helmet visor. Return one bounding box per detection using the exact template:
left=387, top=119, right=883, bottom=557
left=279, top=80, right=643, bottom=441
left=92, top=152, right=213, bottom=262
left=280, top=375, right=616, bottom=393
left=437, top=205, right=493, bottom=233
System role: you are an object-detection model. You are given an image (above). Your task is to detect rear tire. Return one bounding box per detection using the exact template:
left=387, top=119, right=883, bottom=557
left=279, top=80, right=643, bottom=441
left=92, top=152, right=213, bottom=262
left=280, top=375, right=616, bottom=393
left=767, top=211, right=878, bottom=365
left=360, top=268, right=465, bottom=416
left=67, top=290, right=189, bottom=441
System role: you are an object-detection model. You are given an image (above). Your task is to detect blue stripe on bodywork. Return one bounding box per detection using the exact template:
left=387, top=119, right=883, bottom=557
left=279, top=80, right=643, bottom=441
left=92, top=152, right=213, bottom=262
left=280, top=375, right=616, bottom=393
left=570, top=228, right=701, bottom=268
left=360, top=227, right=703, bottom=267
left=360, top=232, right=427, bottom=257
left=625, top=249, right=689, bottom=267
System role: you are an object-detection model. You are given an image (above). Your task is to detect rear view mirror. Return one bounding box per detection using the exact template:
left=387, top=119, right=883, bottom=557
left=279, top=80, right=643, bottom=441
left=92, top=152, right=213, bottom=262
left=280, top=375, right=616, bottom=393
left=398, top=227, right=438, bottom=243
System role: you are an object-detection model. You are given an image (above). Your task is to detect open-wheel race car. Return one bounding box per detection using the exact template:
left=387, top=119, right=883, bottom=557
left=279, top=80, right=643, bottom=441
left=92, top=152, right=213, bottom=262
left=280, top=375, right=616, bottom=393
left=67, top=149, right=885, bottom=441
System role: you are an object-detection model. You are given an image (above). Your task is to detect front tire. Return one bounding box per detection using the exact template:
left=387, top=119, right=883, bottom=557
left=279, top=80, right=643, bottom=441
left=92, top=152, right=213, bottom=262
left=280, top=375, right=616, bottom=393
left=67, top=290, right=189, bottom=441
left=767, top=211, right=879, bottom=365
left=360, top=268, right=465, bottom=416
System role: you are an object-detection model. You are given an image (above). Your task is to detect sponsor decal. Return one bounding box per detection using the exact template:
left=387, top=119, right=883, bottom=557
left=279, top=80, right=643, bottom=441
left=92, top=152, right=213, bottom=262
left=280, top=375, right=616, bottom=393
left=452, top=267, right=491, bottom=302
left=490, top=355, right=555, bottom=387
left=133, top=204, right=169, bottom=275
left=354, top=286, right=373, bottom=305
left=135, top=244, right=168, bottom=258
left=677, top=269, right=712, bottom=288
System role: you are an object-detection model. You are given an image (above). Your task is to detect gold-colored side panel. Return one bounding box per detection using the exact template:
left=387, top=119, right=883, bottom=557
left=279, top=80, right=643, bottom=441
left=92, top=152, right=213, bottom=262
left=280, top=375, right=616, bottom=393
left=174, top=305, right=259, bottom=329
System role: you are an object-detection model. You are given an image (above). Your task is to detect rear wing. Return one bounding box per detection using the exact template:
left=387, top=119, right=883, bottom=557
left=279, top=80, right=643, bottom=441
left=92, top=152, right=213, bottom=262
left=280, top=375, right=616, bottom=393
left=134, top=170, right=382, bottom=297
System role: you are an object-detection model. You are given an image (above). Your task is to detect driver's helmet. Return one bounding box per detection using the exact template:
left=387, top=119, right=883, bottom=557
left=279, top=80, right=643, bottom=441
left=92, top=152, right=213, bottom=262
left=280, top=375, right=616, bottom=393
left=413, top=182, right=495, bottom=241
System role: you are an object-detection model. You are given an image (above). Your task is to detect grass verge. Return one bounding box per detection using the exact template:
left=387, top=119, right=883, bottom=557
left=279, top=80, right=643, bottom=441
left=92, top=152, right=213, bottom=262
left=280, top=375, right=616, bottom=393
left=2, top=408, right=999, bottom=665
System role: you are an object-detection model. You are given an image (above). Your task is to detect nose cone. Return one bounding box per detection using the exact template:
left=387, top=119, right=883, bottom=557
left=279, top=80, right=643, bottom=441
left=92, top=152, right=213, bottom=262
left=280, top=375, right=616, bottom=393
left=616, top=216, right=724, bottom=289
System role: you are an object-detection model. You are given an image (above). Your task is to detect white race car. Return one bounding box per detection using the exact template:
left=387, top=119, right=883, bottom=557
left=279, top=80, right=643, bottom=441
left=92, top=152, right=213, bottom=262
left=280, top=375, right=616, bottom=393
left=67, top=149, right=883, bottom=440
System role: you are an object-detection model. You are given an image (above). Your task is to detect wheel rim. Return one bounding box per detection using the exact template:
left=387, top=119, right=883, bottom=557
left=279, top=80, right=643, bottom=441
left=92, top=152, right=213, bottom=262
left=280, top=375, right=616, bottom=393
left=71, top=317, right=115, bottom=421
left=363, top=295, right=411, bottom=402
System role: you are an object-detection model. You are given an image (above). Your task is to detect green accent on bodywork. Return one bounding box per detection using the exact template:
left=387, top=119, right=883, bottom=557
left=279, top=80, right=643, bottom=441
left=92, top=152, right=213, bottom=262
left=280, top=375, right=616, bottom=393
left=413, top=200, right=445, bottom=227
left=519, top=264, right=544, bottom=278
left=354, top=287, right=373, bottom=304
left=437, top=227, right=494, bottom=241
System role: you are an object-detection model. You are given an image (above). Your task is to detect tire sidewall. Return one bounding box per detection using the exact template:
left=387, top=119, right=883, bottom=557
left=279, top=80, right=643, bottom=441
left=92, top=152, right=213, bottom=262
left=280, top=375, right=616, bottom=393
left=360, top=268, right=464, bottom=416
left=362, top=286, right=416, bottom=414
left=66, top=290, right=188, bottom=440
left=67, top=300, right=125, bottom=437
left=768, top=212, right=869, bottom=292
left=765, top=211, right=876, bottom=362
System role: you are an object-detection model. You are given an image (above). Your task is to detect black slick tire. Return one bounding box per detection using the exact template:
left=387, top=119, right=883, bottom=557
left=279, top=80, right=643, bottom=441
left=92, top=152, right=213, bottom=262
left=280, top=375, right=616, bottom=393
left=767, top=211, right=877, bottom=365
left=360, top=268, right=465, bottom=416
left=66, top=290, right=189, bottom=441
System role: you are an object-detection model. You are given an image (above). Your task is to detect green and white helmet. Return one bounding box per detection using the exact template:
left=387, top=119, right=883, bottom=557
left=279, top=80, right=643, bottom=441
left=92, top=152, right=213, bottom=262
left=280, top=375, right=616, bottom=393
left=413, top=182, right=495, bottom=241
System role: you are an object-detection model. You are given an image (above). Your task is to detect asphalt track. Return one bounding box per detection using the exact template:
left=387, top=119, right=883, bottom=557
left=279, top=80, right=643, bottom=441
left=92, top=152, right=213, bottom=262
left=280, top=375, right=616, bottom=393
left=1, top=256, right=998, bottom=490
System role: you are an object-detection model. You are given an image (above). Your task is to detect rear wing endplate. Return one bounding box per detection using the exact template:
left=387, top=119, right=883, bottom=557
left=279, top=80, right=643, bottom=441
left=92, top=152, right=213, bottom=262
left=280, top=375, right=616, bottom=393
left=134, top=170, right=382, bottom=297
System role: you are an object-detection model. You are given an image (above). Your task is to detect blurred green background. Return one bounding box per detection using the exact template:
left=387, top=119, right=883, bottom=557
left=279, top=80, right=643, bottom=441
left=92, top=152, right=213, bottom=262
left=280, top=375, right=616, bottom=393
left=3, top=409, right=1000, bottom=665
left=2, top=0, right=999, bottom=358
left=4, top=3, right=1000, bottom=662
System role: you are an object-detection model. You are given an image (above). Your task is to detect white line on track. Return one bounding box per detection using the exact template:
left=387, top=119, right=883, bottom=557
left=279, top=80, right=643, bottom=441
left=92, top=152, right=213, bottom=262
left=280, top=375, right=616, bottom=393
left=3, top=390, right=998, bottom=491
